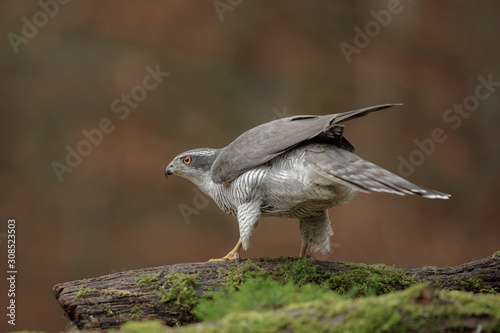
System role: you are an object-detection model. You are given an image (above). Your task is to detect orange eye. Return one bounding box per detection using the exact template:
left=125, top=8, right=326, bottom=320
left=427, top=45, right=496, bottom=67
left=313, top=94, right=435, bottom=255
left=183, top=156, right=192, bottom=164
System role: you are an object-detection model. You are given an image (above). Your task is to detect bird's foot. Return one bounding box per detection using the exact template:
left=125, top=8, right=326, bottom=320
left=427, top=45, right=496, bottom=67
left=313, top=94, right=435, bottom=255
left=209, top=241, right=243, bottom=262
left=299, top=245, right=308, bottom=258
left=208, top=252, right=240, bottom=262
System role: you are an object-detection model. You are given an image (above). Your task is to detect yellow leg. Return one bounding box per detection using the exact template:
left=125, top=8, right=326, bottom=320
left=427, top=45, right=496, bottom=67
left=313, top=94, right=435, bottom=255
left=299, top=244, right=308, bottom=258
left=209, top=241, right=242, bottom=262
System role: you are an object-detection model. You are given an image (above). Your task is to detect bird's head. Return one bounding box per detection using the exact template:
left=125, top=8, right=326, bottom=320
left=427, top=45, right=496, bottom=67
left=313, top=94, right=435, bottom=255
left=165, top=148, right=221, bottom=189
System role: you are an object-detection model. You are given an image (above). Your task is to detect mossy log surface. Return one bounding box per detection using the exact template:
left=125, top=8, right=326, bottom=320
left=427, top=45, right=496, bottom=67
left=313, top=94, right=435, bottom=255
left=53, top=253, right=500, bottom=331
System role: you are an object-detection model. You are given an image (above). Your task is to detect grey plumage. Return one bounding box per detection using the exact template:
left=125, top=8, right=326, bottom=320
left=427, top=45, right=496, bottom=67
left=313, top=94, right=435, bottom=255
left=165, top=104, right=450, bottom=260
left=211, top=103, right=396, bottom=184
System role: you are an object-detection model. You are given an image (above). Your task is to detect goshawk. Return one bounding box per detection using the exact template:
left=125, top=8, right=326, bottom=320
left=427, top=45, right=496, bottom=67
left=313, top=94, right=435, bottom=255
left=165, top=104, right=450, bottom=261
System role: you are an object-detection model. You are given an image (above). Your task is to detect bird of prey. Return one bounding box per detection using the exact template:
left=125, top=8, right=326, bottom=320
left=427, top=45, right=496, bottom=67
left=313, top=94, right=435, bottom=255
left=165, top=104, right=450, bottom=261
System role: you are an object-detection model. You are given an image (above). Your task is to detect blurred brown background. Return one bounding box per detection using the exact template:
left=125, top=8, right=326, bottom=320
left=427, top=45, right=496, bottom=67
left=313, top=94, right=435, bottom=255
left=1, top=1, right=499, bottom=331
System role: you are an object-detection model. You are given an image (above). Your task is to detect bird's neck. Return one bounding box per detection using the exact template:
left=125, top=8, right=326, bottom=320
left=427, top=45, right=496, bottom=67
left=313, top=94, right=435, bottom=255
left=187, top=172, right=217, bottom=198
left=186, top=172, right=237, bottom=215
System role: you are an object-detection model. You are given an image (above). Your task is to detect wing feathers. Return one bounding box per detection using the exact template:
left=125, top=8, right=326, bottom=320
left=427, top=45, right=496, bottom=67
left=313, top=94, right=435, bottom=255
left=305, top=145, right=450, bottom=199
left=211, top=104, right=401, bottom=184
left=332, top=103, right=402, bottom=125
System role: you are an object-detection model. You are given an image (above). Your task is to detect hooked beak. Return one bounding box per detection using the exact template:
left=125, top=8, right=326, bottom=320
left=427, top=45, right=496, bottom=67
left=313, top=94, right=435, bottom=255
left=165, top=164, right=175, bottom=178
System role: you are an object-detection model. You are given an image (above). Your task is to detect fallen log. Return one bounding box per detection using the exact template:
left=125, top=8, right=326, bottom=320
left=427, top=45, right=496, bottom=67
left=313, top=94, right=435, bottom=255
left=53, top=252, right=500, bottom=330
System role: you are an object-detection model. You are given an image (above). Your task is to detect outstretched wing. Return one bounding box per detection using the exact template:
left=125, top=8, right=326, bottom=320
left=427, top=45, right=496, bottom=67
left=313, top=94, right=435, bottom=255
left=304, top=143, right=450, bottom=199
left=211, top=103, right=401, bottom=184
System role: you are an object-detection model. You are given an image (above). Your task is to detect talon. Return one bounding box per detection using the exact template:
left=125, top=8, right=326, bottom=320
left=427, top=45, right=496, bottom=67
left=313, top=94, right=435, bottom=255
left=208, top=253, right=239, bottom=262
left=208, top=241, right=242, bottom=262
left=299, top=245, right=308, bottom=258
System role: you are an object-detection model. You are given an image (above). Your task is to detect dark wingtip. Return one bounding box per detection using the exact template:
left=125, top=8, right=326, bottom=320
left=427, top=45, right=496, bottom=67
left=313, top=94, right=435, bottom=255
left=369, top=103, right=403, bottom=110
left=334, top=103, right=402, bottom=124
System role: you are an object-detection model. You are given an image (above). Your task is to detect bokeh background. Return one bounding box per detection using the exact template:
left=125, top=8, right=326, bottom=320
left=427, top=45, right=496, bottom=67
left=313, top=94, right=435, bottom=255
left=1, top=1, right=499, bottom=331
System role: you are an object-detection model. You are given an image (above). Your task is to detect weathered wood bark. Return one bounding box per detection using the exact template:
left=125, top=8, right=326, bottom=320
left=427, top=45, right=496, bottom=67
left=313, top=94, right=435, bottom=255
left=53, top=253, right=500, bottom=330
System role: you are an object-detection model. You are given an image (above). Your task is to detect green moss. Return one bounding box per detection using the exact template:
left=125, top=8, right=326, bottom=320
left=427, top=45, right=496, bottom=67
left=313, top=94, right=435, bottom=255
left=322, top=262, right=416, bottom=296
left=223, top=311, right=292, bottom=333
left=216, top=258, right=419, bottom=296
left=433, top=278, right=443, bottom=289
left=102, top=289, right=113, bottom=296
left=216, top=257, right=320, bottom=291
left=195, top=277, right=329, bottom=322
left=108, top=259, right=500, bottom=332
left=159, top=271, right=200, bottom=311
left=217, top=260, right=270, bottom=290
left=259, top=255, right=278, bottom=262
left=453, top=275, right=497, bottom=294
left=136, top=273, right=161, bottom=290
left=422, top=265, right=438, bottom=269
left=75, top=284, right=96, bottom=299
left=126, top=306, right=144, bottom=321
left=199, top=258, right=420, bottom=325
left=272, top=257, right=320, bottom=286
left=105, top=305, right=112, bottom=316
left=188, top=284, right=500, bottom=333
left=196, top=259, right=331, bottom=323
left=102, top=289, right=137, bottom=297
left=119, top=319, right=168, bottom=333
left=492, top=250, right=500, bottom=259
